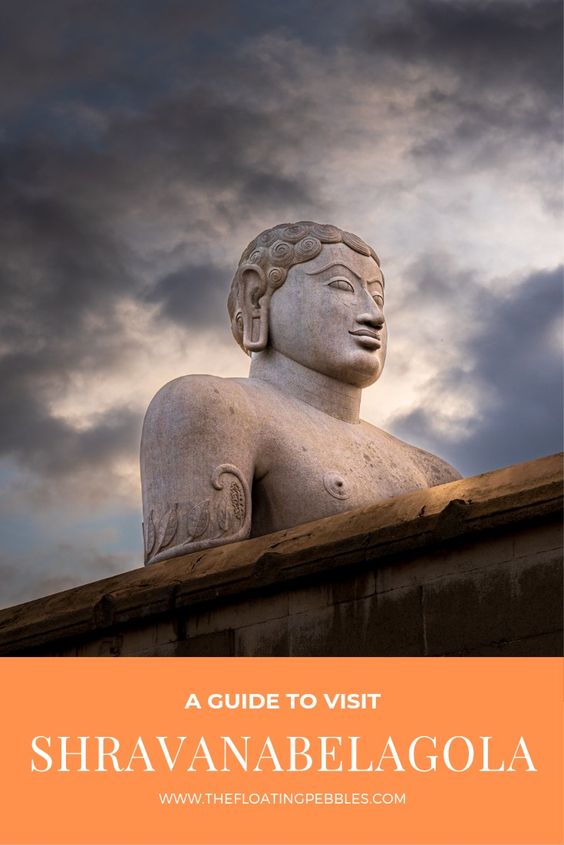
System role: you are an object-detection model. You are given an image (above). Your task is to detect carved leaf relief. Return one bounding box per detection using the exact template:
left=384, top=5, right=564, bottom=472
left=187, top=499, right=210, bottom=539
left=157, top=503, right=178, bottom=553
left=144, top=511, right=156, bottom=559
left=145, top=463, right=251, bottom=564
left=217, top=501, right=229, bottom=533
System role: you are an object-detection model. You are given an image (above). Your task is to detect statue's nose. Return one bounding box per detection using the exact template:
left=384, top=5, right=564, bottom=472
left=357, top=294, right=384, bottom=329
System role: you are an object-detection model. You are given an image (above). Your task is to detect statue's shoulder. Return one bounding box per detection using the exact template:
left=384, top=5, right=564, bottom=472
left=143, top=374, right=257, bottom=439
left=360, top=420, right=462, bottom=487
left=405, top=442, right=463, bottom=486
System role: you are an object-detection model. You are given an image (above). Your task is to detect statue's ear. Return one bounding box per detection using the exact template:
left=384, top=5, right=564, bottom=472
left=239, top=264, right=270, bottom=352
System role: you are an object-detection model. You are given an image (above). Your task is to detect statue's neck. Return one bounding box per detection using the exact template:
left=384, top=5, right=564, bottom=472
left=249, top=349, right=361, bottom=424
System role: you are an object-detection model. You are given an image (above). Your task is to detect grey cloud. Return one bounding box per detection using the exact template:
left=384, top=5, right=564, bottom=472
left=357, top=0, right=562, bottom=198
left=391, top=265, right=563, bottom=474
left=359, top=0, right=562, bottom=101
left=0, top=0, right=237, bottom=116
left=104, top=89, right=316, bottom=209
left=0, top=546, right=135, bottom=609
left=0, top=149, right=144, bottom=478
left=147, top=263, right=230, bottom=329
left=0, top=353, right=141, bottom=476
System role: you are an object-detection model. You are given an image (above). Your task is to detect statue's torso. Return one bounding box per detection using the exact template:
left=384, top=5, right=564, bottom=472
left=239, top=379, right=457, bottom=536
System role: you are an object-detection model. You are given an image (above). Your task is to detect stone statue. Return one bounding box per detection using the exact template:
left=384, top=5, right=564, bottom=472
left=141, top=222, right=461, bottom=565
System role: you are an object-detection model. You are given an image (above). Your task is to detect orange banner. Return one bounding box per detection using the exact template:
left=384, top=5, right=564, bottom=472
left=0, top=658, right=562, bottom=844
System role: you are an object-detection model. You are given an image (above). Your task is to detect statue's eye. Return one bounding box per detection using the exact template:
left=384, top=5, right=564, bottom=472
left=328, top=278, right=354, bottom=293
left=373, top=294, right=384, bottom=307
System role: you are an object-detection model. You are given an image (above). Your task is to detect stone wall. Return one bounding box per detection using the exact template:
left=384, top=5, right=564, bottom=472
left=0, top=453, right=561, bottom=657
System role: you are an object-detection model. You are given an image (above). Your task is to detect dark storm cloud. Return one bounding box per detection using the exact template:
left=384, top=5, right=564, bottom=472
left=0, top=142, right=143, bottom=475
left=391, top=265, right=563, bottom=474
left=360, top=0, right=561, bottom=98
left=147, top=264, right=230, bottom=329
left=0, top=0, right=237, bottom=115
left=358, top=0, right=562, bottom=180
left=0, top=353, right=140, bottom=476
left=104, top=88, right=315, bottom=208
left=0, top=164, right=136, bottom=334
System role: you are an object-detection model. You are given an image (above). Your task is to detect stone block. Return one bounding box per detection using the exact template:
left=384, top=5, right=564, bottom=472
left=513, top=517, right=563, bottom=558
left=374, top=531, right=515, bottom=595
left=461, top=631, right=563, bottom=657
left=288, top=582, right=331, bottom=616
left=330, top=569, right=376, bottom=606
left=234, top=617, right=289, bottom=656
left=76, top=635, right=122, bottom=657
left=508, top=550, right=563, bottom=640
left=120, top=624, right=157, bottom=656
left=155, top=619, right=179, bottom=645
left=177, top=630, right=234, bottom=656
left=186, top=591, right=289, bottom=638
left=289, top=586, right=424, bottom=656
left=423, top=552, right=562, bottom=655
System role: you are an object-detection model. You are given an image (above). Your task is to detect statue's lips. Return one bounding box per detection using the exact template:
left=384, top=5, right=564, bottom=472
left=349, top=329, right=382, bottom=349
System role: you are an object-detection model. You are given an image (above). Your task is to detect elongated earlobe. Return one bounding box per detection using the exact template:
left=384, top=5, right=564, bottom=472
left=240, top=264, right=270, bottom=352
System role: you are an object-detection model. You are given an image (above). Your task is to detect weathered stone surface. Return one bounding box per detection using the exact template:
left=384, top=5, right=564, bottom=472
left=461, top=632, right=563, bottom=657
left=0, top=453, right=561, bottom=657
left=288, top=587, right=425, bottom=657
left=235, top=618, right=289, bottom=657
left=422, top=549, right=563, bottom=655
left=141, top=222, right=461, bottom=566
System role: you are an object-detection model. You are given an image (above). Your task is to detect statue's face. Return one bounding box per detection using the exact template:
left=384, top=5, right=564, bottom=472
left=267, top=243, right=387, bottom=388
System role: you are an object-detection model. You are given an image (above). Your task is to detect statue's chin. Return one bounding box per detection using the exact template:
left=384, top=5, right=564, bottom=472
left=313, top=364, right=383, bottom=390
left=335, top=352, right=386, bottom=389
left=346, top=370, right=383, bottom=389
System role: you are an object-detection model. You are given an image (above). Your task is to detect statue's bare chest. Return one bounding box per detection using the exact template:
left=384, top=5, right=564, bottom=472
left=251, top=409, right=427, bottom=536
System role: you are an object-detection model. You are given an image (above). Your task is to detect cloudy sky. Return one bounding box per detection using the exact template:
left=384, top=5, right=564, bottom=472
left=0, top=0, right=561, bottom=608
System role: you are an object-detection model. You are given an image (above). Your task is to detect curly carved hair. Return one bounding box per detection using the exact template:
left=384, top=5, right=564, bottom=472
left=228, top=221, right=381, bottom=353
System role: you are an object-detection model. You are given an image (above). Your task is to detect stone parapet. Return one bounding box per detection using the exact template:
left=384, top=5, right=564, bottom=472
left=0, top=453, right=562, bottom=656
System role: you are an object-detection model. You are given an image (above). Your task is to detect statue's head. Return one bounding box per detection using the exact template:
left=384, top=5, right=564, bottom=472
left=228, top=221, right=386, bottom=388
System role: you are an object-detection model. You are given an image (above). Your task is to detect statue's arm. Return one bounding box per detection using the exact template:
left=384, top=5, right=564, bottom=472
left=140, top=375, right=255, bottom=565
